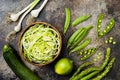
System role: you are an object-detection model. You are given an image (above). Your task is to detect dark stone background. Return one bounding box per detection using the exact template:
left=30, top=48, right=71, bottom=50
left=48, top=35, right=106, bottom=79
left=0, top=0, right=120, bottom=80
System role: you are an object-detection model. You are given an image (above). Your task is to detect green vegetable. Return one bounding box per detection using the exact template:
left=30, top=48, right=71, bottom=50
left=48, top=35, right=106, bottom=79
left=71, top=67, right=100, bottom=80
left=70, top=62, right=93, bottom=80
left=73, top=29, right=85, bottom=43
left=72, top=15, right=91, bottom=27
left=31, top=0, right=48, bottom=18
left=70, top=38, right=92, bottom=53
left=20, top=24, right=61, bottom=64
left=10, top=0, right=40, bottom=22
left=101, top=48, right=110, bottom=69
left=70, top=25, right=93, bottom=49
left=105, top=40, right=108, bottom=44
left=112, top=41, right=116, bottom=45
left=104, top=37, right=116, bottom=45
left=14, top=0, right=40, bottom=32
left=92, top=57, right=115, bottom=80
left=67, top=27, right=83, bottom=48
left=3, top=45, right=41, bottom=80
left=80, top=71, right=99, bottom=80
left=63, top=8, right=71, bottom=34
left=97, top=13, right=104, bottom=37
left=99, top=18, right=115, bottom=38
left=80, top=48, right=97, bottom=60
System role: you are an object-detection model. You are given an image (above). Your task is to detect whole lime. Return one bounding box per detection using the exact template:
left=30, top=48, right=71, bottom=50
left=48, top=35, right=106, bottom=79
left=55, top=58, right=73, bottom=75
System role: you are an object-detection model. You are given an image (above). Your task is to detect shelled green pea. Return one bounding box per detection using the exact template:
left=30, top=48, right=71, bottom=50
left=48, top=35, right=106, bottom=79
left=80, top=48, right=97, bottom=60
left=104, top=37, right=116, bottom=45
left=93, top=52, right=102, bottom=62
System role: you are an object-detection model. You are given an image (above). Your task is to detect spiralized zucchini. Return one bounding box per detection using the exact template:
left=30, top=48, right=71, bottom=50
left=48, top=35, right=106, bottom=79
left=20, top=24, right=61, bottom=64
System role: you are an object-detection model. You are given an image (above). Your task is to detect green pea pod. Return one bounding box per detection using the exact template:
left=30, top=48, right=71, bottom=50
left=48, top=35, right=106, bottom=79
left=72, top=67, right=100, bottom=80
left=80, top=71, right=99, bottom=80
left=97, top=13, right=104, bottom=36
left=69, top=62, right=93, bottom=80
left=99, top=18, right=115, bottom=38
left=72, top=15, right=91, bottom=27
left=73, top=28, right=86, bottom=43
left=101, top=47, right=110, bottom=69
left=70, top=38, right=91, bottom=53
left=70, top=26, right=93, bottom=49
left=67, top=27, right=84, bottom=48
left=63, top=8, right=71, bottom=34
left=92, top=57, right=115, bottom=80
left=80, top=48, right=97, bottom=60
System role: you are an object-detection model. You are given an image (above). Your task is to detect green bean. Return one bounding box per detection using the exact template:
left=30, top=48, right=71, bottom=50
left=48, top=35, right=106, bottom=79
left=80, top=48, right=97, bottom=60
left=70, top=38, right=91, bottom=53
left=97, top=13, right=104, bottom=37
left=72, top=15, right=91, bottom=27
left=67, top=28, right=83, bottom=48
left=63, top=8, right=71, bottom=34
left=101, top=47, right=110, bottom=69
left=72, top=67, right=100, bottom=80
left=70, top=26, right=93, bottom=49
left=80, top=71, right=99, bottom=80
left=92, top=57, right=115, bottom=80
left=73, top=28, right=86, bottom=43
left=69, top=62, right=93, bottom=80
left=99, top=18, right=115, bottom=38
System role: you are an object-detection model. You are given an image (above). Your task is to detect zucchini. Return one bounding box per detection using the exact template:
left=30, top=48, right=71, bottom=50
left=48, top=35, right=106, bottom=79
left=3, top=44, right=41, bottom=80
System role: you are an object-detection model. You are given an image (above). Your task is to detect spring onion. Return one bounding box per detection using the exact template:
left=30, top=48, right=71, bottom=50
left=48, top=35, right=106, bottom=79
left=10, top=0, right=40, bottom=22
left=20, top=24, right=61, bottom=64
left=31, top=0, right=48, bottom=18
left=14, top=0, right=40, bottom=32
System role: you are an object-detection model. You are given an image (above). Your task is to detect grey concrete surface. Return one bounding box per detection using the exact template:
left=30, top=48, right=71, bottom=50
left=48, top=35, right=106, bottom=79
left=0, top=0, right=120, bottom=80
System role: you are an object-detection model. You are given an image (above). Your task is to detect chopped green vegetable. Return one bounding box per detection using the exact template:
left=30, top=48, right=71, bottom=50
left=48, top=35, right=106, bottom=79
left=20, top=24, right=61, bottom=64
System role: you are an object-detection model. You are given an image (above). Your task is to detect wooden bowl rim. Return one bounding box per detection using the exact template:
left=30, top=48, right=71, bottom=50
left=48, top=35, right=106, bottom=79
left=18, top=22, right=62, bottom=66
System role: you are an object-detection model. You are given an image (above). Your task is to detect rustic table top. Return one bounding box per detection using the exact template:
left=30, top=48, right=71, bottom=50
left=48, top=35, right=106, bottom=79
left=0, top=0, right=120, bottom=80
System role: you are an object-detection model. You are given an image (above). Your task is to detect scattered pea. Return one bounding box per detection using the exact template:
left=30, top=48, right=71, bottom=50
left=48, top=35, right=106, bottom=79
left=97, top=56, right=101, bottom=59
left=105, top=37, right=116, bottom=45
left=105, top=40, right=108, bottom=44
left=108, top=39, right=113, bottom=43
left=112, top=41, right=116, bottom=45
left=94, top=58, right=97, bottom=62
left=109, top=37, right=113, bottom=40
left=98, top=52, right=102, bottom=56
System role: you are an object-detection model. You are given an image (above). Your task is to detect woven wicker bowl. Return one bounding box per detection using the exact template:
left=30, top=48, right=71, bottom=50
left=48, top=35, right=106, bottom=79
left=18, top=22, right=62, bottom=66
